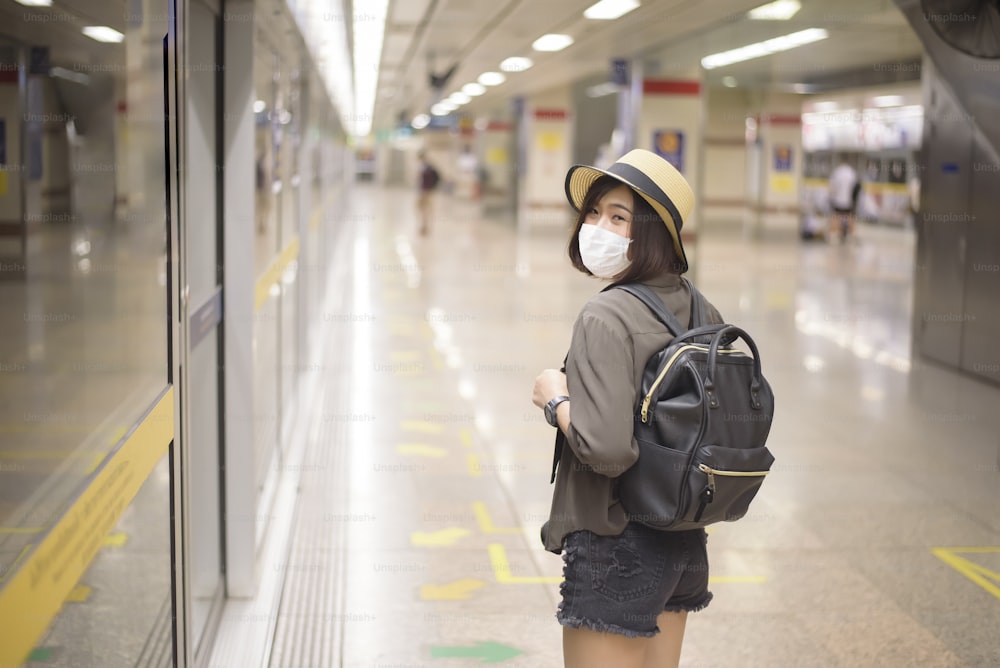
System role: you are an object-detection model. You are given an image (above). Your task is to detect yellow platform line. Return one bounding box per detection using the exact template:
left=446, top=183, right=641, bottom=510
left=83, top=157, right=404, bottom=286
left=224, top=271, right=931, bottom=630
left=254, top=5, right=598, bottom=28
left=0, top=387, right=174, bottom=667
left=473, top=503, right=521, bottom=534
left=467, top=454, right=482, bottom=477
left=254, top=237, right=300, bottom=312
left=459, top=429, right=473, bottom=449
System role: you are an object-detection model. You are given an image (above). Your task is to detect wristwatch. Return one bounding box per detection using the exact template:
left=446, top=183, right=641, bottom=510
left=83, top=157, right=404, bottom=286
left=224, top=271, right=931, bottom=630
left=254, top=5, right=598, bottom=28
left=543, top=395, right=570, bottom=427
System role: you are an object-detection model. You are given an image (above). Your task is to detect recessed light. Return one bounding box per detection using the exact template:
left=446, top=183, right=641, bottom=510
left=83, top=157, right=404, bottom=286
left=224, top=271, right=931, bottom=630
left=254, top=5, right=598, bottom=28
left=448, top=92, right=471, bottom=105
left=463, top=83, right=486, bottom=96
left=747, top=0, right=801, bottom=21
left=412, top=114, right=430, bottom=129
left=499, top=57, right=533, bottom=72
left=532, top=34, right=574, bottom=52
left=583, top=0, right=640, bottom=20
left=478, top=72, right=506, bottom=86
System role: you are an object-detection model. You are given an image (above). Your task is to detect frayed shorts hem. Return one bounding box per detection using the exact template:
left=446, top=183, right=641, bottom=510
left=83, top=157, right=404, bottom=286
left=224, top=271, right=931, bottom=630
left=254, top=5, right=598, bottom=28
left=663, top=591, right=713, bottom=614
left=556, top=613, right=656, bottom=639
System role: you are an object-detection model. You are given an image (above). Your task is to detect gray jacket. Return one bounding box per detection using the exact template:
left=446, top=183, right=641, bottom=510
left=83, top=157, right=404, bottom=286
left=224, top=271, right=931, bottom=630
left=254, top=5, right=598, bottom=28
left=541, top=272, right=724, bottom=553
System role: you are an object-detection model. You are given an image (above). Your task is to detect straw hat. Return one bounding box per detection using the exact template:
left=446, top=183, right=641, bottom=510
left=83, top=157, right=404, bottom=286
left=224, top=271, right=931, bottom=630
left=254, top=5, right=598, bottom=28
left=565, top=149, right=694, bottom=271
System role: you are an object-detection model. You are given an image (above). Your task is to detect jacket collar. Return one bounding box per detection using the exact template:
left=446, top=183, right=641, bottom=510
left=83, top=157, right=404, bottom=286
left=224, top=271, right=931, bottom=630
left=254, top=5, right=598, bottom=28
left=640, top=272, right=682, bottom=289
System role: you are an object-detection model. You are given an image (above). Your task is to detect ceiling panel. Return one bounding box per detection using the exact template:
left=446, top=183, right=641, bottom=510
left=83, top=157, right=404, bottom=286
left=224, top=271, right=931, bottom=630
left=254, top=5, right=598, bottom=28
left=372, top=0, right=925, bottom=129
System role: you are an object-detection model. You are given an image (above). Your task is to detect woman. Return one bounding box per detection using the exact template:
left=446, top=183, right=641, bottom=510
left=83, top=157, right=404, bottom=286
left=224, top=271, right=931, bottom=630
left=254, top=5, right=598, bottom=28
left=532, top=149, right=724, bottom=668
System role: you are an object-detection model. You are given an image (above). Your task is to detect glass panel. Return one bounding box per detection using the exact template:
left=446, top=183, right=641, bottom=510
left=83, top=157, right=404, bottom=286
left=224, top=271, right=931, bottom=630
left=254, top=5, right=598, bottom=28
left=0, top=0, right=171, bottom=664
left=252, top=25, right=282, bottom=529
left=185, top=0, right=222, bottom=654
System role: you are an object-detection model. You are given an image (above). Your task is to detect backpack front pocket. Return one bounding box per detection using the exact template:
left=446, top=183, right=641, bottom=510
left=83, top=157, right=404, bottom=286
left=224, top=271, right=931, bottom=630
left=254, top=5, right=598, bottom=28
left=688, top=445, right=774, bottom=525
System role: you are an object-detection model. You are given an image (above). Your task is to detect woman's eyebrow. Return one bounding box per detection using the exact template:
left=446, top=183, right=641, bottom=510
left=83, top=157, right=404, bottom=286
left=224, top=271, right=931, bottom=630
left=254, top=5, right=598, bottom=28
left=607, top=202, right=633, bottom=214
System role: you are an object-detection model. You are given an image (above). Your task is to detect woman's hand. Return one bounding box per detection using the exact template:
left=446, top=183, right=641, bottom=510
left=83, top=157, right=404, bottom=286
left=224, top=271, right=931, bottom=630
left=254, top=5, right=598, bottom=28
left=532, top=369, right=568, bottom=409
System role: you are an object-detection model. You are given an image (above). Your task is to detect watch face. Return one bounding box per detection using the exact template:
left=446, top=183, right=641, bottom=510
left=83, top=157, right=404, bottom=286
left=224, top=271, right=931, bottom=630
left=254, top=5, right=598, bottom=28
left=544, top=403, right=555, bottom=426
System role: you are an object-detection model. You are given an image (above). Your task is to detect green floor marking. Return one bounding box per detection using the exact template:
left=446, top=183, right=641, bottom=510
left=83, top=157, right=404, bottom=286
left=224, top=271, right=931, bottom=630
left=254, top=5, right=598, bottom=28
left=28, top=647, right=53, bottom=661
left=430, top=641, right=523, bottom=663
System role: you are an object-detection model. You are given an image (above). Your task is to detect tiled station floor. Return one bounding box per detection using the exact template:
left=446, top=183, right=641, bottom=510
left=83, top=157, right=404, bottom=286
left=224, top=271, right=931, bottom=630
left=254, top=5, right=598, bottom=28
left=276, top=183, right=1000, bottom=668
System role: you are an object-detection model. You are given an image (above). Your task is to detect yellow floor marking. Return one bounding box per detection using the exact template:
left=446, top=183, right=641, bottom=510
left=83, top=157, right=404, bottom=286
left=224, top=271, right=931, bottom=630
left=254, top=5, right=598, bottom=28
left=932, top=547, right=1000, bottom=601
left=396, top=444, right=447, bottom=458
left=390, top=350, right=421, bottom=362
left=420, top=578, right=486, bottom=600
left=459, top=429, right=473, bottom=449
left=104, top=532, right=128, bottom=547
left=401, top=421, right=444, bottom=435
left=473, top=503, right=521, bottom=535
left=411, top=528, right=470, bottom=547
left=709, top=575, right=768, bottom=584
left=0, top=544, right=32, bottom=583
left=488, top=543, right=562, bottom=584
left=65, top=584, right=91, bottom=603
left=467, top=454, right=482, bottom=477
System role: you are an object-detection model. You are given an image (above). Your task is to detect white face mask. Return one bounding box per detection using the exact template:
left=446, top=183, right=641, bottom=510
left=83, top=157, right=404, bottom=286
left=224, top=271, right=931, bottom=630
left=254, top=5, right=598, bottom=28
left=578, top=224, right=632, bottom=279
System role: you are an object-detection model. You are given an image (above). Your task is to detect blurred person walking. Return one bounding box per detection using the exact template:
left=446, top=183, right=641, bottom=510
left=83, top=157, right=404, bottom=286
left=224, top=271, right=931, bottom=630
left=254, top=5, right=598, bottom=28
left=532, top=149, right=725, bottom=668
left=828, top=156, right=859, bottom=242
left=417, top=151, right=440, bottom=236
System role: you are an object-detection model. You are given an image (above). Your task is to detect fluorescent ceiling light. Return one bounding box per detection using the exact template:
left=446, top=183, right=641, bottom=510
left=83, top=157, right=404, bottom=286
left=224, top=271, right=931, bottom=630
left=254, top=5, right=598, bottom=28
left=448, top=92, right=471, bottom=105
left=478, top=71, right=506, bottom=86
left=49, top=66, right=89, bottom=85
left=352, top=0, right=388, bottom=136
left=747, top=0, right=801, bottom=20
left=812, top=101, right=838, bottom=111
left=584, top=0, right=640, bottom=20
left=82, top=26, right=125, bottom=43
left=701, top=28, right=828, bottom=69
left=15, top=0, right=52, bottom=6
left=412, top=114, right=430, bottom=129
left=463, top=82, right=486, bottom=96
left=586, top=82, right=619, bottom=98
left=500, top=57, right=532, bottom=72
left=872, top=95, right=904, bottom=107
left=431, top=104, right=452, bottom=116
left=722, top=76, right=738, bottom=87
left=532, top=34, right=574, bottom=52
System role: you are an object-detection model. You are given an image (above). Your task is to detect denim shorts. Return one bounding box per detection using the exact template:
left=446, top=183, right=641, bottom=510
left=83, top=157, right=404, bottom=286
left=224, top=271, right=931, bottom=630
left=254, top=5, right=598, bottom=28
left=557, top=523, right=712, bottom=638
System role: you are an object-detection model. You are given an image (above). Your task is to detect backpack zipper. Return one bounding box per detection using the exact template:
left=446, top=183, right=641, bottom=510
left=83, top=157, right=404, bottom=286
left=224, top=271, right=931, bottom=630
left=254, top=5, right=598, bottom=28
left=698, top=463, right=770, bottom=496
left=640, top=346, right=742, bottom=422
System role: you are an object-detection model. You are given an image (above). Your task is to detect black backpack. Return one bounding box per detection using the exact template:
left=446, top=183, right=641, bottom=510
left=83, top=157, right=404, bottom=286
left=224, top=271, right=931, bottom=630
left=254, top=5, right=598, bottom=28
left=614, top=281, right=775, bottom=530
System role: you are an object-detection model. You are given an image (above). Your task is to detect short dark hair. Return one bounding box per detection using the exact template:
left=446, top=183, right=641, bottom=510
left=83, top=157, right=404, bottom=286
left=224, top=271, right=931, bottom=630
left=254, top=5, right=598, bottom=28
left=568, top=174, right=683, bottom=281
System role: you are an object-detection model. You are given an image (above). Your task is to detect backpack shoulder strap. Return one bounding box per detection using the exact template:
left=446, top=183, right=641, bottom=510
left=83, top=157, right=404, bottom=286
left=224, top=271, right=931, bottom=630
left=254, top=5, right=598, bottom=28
left=683, top=278, right=707, bottom=328
left=614, top=284, right=687, bottom=336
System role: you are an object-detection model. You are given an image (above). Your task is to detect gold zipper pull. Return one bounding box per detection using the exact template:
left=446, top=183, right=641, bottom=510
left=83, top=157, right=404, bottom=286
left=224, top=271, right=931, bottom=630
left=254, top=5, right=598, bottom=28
left=699, top=463, right=715, bottom=493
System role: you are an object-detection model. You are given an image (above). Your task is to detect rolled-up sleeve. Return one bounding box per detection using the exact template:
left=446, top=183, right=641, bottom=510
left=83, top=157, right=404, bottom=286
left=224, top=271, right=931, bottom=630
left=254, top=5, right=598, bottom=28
left=563, top=311, right=638, bottom=478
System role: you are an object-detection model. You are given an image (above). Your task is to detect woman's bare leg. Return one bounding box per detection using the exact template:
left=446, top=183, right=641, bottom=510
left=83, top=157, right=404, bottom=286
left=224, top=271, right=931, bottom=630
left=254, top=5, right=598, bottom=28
left=563, top=625, right=647, bottom=668
left=643, top=611, right=688, bottom=668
